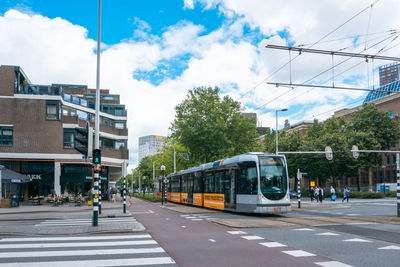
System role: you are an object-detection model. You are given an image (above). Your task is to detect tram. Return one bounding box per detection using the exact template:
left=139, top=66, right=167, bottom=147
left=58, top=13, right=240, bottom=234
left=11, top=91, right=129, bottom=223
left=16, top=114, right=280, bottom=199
left=158, top=152, right=291, bottom=214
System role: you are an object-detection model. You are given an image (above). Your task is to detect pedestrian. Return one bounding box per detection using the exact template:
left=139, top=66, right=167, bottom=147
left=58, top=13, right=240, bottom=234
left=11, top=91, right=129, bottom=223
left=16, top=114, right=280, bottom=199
left=342, top=186, right=350, bottom=203
left=319, top=187, right=324, bottom=203
left=107, top=187, right=111, bottom=201
left=330, top=186, right=336, bottom=201
left=314, top=187, right=319, bottom=203
left=310, top=187, right=314, bottom=202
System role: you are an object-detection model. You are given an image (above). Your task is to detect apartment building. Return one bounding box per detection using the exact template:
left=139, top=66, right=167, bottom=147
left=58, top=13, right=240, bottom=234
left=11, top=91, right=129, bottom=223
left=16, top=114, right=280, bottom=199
left=138, top=135, right=165, bottom=163
left=0, top=65, right=129, bottom=201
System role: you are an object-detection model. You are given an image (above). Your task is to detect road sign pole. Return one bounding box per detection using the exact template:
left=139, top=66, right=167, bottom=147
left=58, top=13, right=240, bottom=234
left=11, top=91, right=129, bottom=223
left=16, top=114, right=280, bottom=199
left=397, top=153, right=400, bottom=217
left=297, top=169, right=301, bottom=208
left=123, top=177, right=126, bottom=214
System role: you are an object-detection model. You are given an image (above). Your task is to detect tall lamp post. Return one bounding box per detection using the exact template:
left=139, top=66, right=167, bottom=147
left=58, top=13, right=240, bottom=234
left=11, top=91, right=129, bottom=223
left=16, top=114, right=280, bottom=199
left=160, top=165, right=165, bottom=205
left=275, top=108, right=288, bottom=155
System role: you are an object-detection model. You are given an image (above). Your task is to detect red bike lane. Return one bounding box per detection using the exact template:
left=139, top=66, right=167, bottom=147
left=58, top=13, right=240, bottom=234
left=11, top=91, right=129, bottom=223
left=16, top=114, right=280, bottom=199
left=128, top=197, right=335, bottom=267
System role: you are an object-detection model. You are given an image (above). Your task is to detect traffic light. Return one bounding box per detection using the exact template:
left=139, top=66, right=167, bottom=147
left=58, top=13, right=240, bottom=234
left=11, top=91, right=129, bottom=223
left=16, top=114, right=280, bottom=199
left=93, top=149, right=101, bottom=165
left=74, top=122, right=93, bottom=159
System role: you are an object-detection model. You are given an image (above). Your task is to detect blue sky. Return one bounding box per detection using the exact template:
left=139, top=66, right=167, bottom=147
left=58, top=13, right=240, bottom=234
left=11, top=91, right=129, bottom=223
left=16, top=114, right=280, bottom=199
left=0, top=0, right=399, bottom=168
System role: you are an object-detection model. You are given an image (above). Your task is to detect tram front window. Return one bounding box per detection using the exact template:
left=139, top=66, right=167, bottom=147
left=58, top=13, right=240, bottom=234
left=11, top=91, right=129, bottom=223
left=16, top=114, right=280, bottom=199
left=259, top=157, right=287, bottom=200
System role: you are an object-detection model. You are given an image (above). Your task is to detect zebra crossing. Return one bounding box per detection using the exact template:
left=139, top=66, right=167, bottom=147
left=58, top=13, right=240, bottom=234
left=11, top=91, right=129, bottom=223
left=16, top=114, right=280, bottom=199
left=0, top=233, right=177, bottom=266
left=34, top=217, right=137, bottom=227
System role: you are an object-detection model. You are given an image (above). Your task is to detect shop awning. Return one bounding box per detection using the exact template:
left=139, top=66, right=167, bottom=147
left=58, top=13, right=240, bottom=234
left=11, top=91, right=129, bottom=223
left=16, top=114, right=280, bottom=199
left=0, top=168, right=31, bottom=183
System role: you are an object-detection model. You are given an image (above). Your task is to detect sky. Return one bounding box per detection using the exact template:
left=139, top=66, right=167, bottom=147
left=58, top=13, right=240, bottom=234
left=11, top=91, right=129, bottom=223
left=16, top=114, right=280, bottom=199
left=0, top=0, right=399, bottom=171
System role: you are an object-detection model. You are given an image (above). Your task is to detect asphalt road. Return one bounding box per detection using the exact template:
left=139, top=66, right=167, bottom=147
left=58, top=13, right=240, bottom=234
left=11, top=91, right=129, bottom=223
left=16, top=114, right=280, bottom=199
left=129, top=197, right=400, bottom=267
left=129, top=198, right=348, bottom=267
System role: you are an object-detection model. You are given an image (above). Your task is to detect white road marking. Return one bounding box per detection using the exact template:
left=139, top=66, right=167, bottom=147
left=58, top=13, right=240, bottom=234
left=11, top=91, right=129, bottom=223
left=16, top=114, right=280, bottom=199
left=241, top=236, right=264, bottom=240
left=345, top=222, right=377, bottom=225
left=259, top=242, right=287, bottom=248
left=0, top=257, right=175, bottom=267
left=0, top=247, right=165, bottom=258
left=181, top=226, right=186, bottom=228
left=227, top=231, right=247, bottom=235
left=185, top=216, right=197, bottom=219
left=315, top=232, right=340, bottom=236
left=166, top=218, right=169, bottom=220
left=180, top=215, right=190, bottom=217
left=343, top=238, right=372, bottom=243
left=0, top=234, right=151, bottom=242
left=378, top=245, right=400, bottom=250
left=293, top=228, right=314, bottom=231
left=347, top=214, right=360, bottom=216
left=191, top=219, right=203, bottom=221
left=209, top=239, right=216, bottom=242
left=0, top=240, right=157, bottom=249
left=315, top=261, right=354, bottom=267
left=283, top=250, right=316, bottom=257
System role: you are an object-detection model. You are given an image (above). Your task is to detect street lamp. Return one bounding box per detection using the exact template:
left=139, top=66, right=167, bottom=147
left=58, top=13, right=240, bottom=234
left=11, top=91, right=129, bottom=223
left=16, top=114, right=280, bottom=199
left=275, top=108, right=288, bottom=155
left=160, top=165, right=166, bottom=205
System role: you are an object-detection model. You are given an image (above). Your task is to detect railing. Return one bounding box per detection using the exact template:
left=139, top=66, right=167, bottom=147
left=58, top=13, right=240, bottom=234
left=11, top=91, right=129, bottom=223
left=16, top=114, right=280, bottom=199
left=16, top=84, right=127, bottom=117
left=16, top=85, right=61, bottom=95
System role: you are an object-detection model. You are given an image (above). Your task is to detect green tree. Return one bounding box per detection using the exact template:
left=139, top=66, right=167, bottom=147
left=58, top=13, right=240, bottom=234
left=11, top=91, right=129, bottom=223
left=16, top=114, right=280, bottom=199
left=170, top=87, right=258, bottom=163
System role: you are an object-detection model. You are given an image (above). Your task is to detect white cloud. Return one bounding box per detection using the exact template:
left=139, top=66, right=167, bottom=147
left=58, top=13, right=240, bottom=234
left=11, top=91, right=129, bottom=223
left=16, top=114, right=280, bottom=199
left=1, top=0, right=400, bottom=169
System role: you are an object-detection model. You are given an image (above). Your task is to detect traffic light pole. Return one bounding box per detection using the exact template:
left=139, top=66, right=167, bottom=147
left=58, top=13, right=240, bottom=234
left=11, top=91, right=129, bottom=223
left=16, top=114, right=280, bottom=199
left=92, top=164, right=99, bottom=226
left=93, top=0, right=101, bottom=227
left=123, top=177, right=126, bottom=214
left=99, top=177, right=102, bottom=214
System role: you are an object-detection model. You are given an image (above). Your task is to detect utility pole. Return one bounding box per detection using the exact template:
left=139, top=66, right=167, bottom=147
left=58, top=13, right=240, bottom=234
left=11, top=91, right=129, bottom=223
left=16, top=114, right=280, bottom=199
left=123, top=176, right=126, bottom=214
left=296, top=169, right=307, bottom=208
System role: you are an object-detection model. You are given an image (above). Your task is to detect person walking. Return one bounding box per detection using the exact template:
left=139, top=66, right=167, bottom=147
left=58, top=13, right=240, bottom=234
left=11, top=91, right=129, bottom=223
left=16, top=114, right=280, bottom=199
left=310, top=187, right=315, bottom=202
left=314, top=187, right=319, bottom=203
left=318, top=187, right=324, bottom=203
left=330, top=186, right=336, bottom=201
left=342, top=186, right=350, bottom=203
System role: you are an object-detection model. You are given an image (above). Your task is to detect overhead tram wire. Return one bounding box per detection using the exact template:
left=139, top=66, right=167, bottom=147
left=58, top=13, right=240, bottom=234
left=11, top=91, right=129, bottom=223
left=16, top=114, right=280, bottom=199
left=261, top=32, right=400, bottom=109
left=239, top=0, right=380, bottom=102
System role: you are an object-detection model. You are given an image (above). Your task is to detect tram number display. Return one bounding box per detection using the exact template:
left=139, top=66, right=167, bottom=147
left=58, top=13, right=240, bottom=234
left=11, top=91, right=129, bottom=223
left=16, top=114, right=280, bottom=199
left=274, top=207, right=282, bottom=213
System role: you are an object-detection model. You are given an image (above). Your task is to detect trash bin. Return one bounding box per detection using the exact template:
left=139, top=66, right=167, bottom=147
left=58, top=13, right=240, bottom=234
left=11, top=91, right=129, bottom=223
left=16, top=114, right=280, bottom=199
left=380, top=185, right=390, bottom=193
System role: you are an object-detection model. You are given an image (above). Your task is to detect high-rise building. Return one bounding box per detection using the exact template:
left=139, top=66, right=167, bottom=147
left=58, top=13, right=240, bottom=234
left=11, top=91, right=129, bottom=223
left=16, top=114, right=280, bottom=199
left=0, top=65, right=129, bottom=199
left=138, top=135, right=165, bottom=162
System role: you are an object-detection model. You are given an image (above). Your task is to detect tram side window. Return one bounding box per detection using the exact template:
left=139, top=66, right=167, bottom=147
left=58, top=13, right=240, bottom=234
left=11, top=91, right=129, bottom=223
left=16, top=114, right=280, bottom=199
left=238, top=163, right=257, bottom=194
left=194, top=172, right=202, bottom=193
left=182, top=175, right=188, bottom=193
left=204, top=172, right=214, bottom=193
left=214, top=171, right=224, bottom=194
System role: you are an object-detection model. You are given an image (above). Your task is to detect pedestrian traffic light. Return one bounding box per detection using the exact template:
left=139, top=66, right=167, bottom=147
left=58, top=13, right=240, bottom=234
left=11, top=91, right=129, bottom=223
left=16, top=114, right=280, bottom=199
left=93, top=149, right=101, bottom=165
left=74, top=122, right=93, bottom=159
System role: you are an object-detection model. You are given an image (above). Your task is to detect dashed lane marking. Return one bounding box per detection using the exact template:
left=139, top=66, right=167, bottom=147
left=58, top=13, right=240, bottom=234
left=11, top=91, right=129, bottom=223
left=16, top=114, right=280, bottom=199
left=259, top=242, right=287, bottom=248
left=241, top=236, right=264, bottom=240
left=343, top=238, right=372, bottom=243
left=282, top=250, right=316, bottom=257
left=315, top=232, right=340, bottom=236
left=315, top=261, right=354, bottom=267
left=209, top=239, right=216, bottom=242
left=293, top=228, right=314, bottom=231
left=181, top=226, right=186, bottom=228
left=227, top=231, right=247, bottom=235
left=191, top=219, right=203, bottom=221
left=378, top=245, right=400, bottom=250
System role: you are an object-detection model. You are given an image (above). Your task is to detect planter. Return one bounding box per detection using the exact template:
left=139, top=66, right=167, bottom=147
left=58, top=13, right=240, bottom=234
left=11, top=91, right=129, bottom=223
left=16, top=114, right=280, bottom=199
left=0, top=199, right=11, bottom=208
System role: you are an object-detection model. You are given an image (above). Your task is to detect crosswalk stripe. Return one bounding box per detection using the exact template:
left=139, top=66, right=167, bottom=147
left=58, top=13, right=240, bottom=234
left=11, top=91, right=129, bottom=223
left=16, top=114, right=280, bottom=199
left=0, top=234, right=151, bottom=242
left=0, top=257, right=176, bottom=267
left=0, top=247, right=165, bottom=258
left=0, top=240, right=157, bottom=249
left=40, top=219, right=136, bottom=224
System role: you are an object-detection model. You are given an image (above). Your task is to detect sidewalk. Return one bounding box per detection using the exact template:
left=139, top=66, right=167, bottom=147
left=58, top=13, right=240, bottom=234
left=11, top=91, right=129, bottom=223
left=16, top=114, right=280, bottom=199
left=0, top=198, right=145, bottom=236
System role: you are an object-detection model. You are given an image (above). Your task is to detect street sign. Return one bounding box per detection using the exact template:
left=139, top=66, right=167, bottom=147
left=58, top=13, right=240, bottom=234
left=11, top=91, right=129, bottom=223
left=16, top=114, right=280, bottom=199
left=310, top=181, right=315, bottom=187
left=352, top=145, right=359, bottom=159
left=325, top=146, right=333, bottom=160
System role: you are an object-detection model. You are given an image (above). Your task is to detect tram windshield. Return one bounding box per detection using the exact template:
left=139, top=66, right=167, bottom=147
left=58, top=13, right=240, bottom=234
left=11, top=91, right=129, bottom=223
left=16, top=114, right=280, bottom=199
left=259, top=157, right=288, bottom=200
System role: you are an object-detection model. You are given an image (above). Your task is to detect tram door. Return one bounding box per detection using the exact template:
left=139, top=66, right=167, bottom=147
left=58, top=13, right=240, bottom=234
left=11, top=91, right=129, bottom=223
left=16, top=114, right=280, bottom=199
left=188, top=174, right=193, bottom=204
left=224, top=168, right=236, bottom=209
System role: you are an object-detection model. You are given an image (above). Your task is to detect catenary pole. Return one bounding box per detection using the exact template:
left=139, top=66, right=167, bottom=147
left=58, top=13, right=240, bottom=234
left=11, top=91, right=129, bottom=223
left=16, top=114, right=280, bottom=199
left=92, top=0, right=101, bottom=227
left=297, top=169, right=301, bottom=208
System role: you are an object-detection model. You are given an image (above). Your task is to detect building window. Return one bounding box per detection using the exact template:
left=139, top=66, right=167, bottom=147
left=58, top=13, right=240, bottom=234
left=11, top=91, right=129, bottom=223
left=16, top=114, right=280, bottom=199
left=46, top=101, right=59, bottom=120
left=115, top=141, right=126, bottom=150
left=63, top=128, right=74, bottom=148
left=115, top=121, right=125, bottom=129
left=0, top=126, right=13, bottom=146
